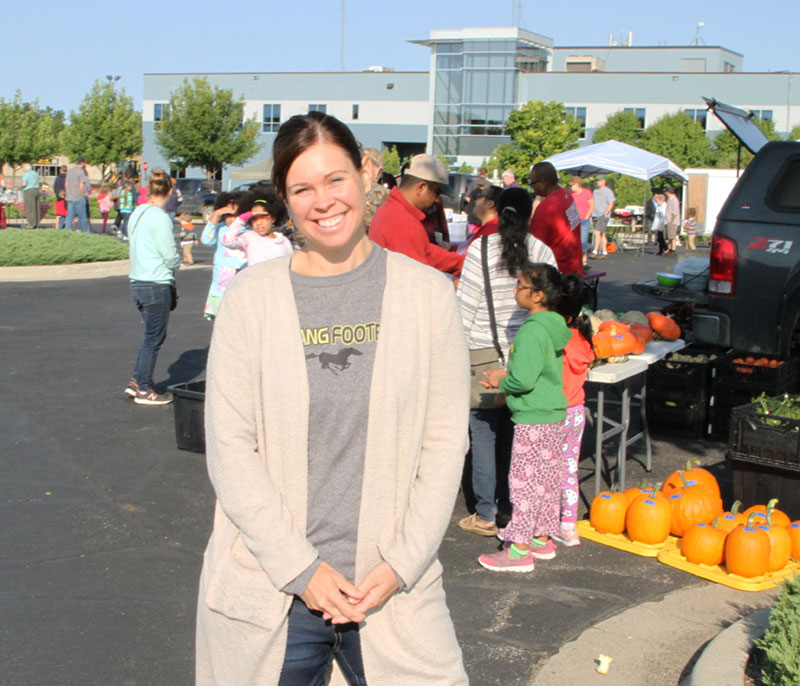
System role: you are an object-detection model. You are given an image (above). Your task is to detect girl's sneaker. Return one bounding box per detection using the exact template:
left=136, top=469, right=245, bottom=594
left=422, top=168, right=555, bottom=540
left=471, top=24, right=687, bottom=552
left=552, top=526, right=581, bottom=547
left=530, top=538, right=557, bottom=560
left=478, top=545, right=534, bottom=573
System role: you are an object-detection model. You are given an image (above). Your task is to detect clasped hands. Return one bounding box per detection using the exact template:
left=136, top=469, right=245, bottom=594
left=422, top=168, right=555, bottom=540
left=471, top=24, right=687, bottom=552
left=300, top=560, right=399, bottom=625
left=480, top=368, right=507, bottom=389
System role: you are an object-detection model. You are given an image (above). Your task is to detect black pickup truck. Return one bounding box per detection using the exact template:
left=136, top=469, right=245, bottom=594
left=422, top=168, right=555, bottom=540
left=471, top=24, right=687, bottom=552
left=637, top=99, right=800, bottom=356
left=174, top=178, right=221, bottom=223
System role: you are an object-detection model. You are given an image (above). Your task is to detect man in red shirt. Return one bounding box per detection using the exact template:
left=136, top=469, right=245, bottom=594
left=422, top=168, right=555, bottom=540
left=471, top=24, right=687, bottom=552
left=369, top=154, right=464, bottom=276
left=529, top=162, right=583, bottom=275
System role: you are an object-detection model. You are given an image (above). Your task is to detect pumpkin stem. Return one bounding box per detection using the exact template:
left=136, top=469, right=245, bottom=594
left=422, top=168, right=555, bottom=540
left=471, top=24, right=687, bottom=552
left=766, top=512, right=773, bottom=527
left=678, top=472, right=689, bottom=488
left=767, top=498, right=779, bottom=512
left=745, top=512, right=760, bottom=529
left=731, top=500, right=742, bottom=515
left=639, top=477, right=649, bottom=489
left=686, top=458, right=701, bottom=471
left=712, top=517, right=720, bottom=529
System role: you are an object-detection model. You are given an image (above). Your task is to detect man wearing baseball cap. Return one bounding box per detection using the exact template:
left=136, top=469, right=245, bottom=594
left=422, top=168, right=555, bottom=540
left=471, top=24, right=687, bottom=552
left=369, top=154, right=464, bottom=276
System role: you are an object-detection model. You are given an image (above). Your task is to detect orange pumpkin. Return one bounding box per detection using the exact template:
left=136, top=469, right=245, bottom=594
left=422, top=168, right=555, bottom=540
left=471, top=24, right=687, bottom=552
left=788, top=522, right=800, bottom=561
left=757, top=515, right=792, bottom=572
left=590, top=488, right=628, bottom=534
left=744, top=499, right=791, bottom=529
left=592, top=332, right=615, bottom=359
left=716, top=501, right=746, bottom=534
left=667, top=484, right=723, bottom=537
left=629, top=322, right=654, bottom=343
left=626, top=489, right=671, bottom=545
left=662, top=459, right=721, bottom=501
left=682, top=520, right=726, bottom=566
left=624, top=481, right=651, bottom=506
left=646, top=311, right=682, bottom=340
left=630, top=331, right=647, bottom=355
left=598, top=320, right=630, bottom=335
left=725, top=513, right=771, bottom=578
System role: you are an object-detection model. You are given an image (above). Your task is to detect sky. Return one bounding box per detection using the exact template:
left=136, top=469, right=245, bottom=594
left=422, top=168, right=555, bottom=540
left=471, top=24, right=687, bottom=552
left=4, top=0, right=800, bottom=116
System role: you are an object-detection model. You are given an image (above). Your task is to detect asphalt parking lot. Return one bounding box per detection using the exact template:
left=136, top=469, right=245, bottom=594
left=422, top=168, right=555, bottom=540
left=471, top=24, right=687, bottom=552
left=2, top=241, right=759, bottom=685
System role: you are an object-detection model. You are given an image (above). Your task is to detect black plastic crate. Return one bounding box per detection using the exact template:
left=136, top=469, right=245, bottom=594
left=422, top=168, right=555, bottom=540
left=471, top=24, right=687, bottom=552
left=647, top=394, right=708, bottom=438
left=171, top=380, right=206, bottom=453
left=646, top=344, right=732, bottom=401
left=729, top=396, right=800, bottom=470
left=708, top=389, right=754, bottom=439
left=713, top=352, right=799, bottom=394
left=727, top=452, right=800, bottom=520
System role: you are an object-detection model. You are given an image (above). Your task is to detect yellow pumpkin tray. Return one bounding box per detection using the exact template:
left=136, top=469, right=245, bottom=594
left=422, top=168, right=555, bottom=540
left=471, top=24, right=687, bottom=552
left=576, top=520, right=678, bottom=557
left=657, top=541, right=800, bottom=592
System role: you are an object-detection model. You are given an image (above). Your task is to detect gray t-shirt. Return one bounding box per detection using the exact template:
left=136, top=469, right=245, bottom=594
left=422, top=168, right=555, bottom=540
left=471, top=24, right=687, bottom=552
left=283, top=244, right=387, bottom=595
left=65, top=166, right=88, bottom=202
left=592, top=186, right=615, bottom=217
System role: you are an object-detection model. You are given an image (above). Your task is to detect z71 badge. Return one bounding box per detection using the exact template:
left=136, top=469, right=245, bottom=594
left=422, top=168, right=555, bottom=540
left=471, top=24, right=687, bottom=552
left=745, top=238, right=793, bottom=254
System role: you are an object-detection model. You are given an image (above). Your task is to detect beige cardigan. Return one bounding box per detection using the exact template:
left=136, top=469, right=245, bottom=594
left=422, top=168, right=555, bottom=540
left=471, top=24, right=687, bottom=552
left=196, top=249, right=470, bottom=685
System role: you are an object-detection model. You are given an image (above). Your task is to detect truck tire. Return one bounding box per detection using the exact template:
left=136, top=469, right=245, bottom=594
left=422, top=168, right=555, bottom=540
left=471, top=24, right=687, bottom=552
left=202, top=205, right=214, bottom=224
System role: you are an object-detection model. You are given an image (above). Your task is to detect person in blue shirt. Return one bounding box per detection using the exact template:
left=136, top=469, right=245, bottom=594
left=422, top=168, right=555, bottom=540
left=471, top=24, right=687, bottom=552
left=125, top=169, right=181, bottom=405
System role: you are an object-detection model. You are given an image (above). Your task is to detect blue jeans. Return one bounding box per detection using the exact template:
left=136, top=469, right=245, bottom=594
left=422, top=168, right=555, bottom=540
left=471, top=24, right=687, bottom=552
left=120, top=212, right=132, bottom=237
left=64, top=199, right=90, bottom=233
left=469, top=406, right=513, bottom=523
left=131, top=282, right=172, bottom=391
left=278, top=597, right=367, bottom=686
left=580, top=219, right=591, bottom=254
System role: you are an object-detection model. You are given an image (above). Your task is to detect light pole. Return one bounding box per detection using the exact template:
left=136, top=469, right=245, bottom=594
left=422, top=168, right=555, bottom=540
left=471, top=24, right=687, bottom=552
left=105, top=75, right=121, bottom=85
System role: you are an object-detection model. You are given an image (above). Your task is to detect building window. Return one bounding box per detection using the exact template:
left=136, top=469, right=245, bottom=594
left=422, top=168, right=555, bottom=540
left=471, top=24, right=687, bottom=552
left=565, top=106, right=587, bottom=139
left=683, top=108, right=707, bottom=129
left=263, top=104, right=281, bottom=132
left=624, top=107, right=646, bottom=129
left=724, top=61, right=736, bottom=73
left=352, top=104, right=359, bottom=120
left=752, top=109, right=773, bottom=122
left=154, top=103, right=168, bottom=122
left=309, top=104, right=327, bottom=114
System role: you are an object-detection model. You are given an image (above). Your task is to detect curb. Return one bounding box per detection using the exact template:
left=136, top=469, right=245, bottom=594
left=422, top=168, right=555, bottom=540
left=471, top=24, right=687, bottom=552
left=0, top=260, right=210, bottom=282
left=681, top=607, right=770, bottom=686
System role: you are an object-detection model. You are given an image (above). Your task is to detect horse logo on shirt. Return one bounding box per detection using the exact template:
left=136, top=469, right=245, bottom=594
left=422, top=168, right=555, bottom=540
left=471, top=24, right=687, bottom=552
left=306, top=347, right=363, bottom=375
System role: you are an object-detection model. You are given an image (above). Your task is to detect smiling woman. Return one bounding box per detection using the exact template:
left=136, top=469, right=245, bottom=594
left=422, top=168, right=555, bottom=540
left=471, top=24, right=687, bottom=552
left=197, top=112, right=470, bottom=685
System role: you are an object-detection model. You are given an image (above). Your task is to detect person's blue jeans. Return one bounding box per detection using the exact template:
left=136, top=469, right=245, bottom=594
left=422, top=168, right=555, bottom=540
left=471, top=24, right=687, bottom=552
left=580, top=219, right=591, bottom=254
left=469, top=406, right=513, bottom=523
left=64, top=199, right=90, bottom=232
left=120, top=212, right=132, bottom=237
left=131, top=282, right=172, bottom=391
left=278, top=597, right=367, bottom=686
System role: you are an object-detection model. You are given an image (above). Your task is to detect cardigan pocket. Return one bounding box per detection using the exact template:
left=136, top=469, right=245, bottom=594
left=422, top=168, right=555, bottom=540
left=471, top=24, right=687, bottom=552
left=204, top=534, right=289, bottom=630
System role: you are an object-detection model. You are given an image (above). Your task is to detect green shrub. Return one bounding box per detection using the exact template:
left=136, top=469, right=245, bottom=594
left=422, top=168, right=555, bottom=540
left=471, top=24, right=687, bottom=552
left=0, top=229, right=128, bottom=266
left=757, top=572, right=800, bottom=686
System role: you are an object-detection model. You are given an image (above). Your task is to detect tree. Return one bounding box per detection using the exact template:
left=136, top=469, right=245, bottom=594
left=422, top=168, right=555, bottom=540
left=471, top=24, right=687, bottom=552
left=712, top=117, right=782, bottom=168
left=457, top=161, right=473, bottom=173
left=0, top=92, right=64, bottom=177
left=155, top=77, right=261, bottom=177
left=62, top=80, right=142, bottom=181
left=789, top=123, right=800, bottom=141
left=492, top=101, right=581, bottom=188
left=592, top=110, right=643, bottom=146
left=641, top=111, right=714, bottom=169
left=382, top=145, right=401, bottom=175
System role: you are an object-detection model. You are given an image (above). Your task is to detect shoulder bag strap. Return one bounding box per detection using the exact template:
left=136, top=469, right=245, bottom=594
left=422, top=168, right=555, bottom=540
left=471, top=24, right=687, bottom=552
left=481, top=235, right=505, bottom=365
left=127, top=205, right=154, bottom=241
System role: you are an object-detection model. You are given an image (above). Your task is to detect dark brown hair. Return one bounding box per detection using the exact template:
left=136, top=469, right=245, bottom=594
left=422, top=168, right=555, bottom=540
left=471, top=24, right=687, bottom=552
left=148, top=168, right=172, bottom=198
left=271, top=111, right=362, bottom=197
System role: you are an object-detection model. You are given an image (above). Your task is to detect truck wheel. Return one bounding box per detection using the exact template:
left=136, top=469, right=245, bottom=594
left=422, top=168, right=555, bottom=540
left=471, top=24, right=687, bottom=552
left=202, top=205, right=214, bottom=224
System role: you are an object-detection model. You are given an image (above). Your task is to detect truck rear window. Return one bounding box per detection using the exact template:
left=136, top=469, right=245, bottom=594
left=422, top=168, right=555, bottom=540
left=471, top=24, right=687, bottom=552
left=770, top=158, right=800, bottom=211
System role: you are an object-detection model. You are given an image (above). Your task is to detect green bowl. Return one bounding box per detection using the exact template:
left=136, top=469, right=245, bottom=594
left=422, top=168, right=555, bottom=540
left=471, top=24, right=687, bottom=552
left=657, top=272, right=682, bottom=287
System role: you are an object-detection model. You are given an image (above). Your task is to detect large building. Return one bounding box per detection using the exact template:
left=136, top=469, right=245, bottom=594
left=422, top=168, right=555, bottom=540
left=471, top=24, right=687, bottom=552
left=141, top=26, right=799, bottom=183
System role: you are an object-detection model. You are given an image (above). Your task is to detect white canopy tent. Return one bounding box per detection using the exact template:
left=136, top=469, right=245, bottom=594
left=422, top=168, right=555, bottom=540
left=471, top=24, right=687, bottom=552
left=228, top=159, right=273, bottom=183
left=544, top=139, right=688, bottom=182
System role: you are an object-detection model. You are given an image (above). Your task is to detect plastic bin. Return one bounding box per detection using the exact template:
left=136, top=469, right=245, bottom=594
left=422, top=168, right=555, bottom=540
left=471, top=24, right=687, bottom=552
left=171, top=380, right=206, bottom=453
left=708, top=389, right=754, bottom=439
left=712, top=353, right=799, bottom=394
left=727, top=451, right=800, bottom=520
left=647, top=395, right=708, bottom=438
left=646, top=344, right=731, bottom=401
left=729, top=396, right=800, bottom=469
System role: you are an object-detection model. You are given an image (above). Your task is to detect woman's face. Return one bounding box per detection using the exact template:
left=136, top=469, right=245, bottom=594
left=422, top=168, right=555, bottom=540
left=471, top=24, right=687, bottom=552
left=250, top=205, right=274, bottom=236
left=284, top=141, right=369, bottom=253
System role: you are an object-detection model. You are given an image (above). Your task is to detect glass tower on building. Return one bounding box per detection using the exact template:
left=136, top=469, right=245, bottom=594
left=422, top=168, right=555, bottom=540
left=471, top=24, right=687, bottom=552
left=412, top=27, right=552, bottom=161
